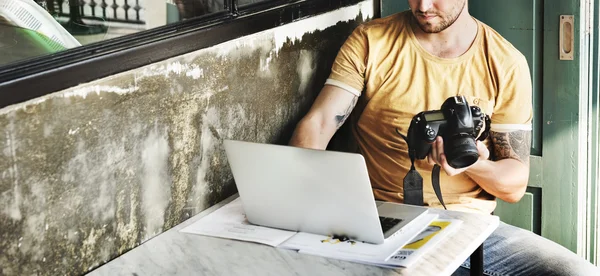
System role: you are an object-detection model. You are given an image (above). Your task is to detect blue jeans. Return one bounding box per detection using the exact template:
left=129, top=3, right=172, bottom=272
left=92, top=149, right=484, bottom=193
left=452, top=221, right=600, bottom=276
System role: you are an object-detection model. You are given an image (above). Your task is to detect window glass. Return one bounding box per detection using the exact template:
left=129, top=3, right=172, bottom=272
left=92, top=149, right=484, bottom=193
left=0, top=0, right=228, bottom=67
left=173, top=0, right=225, bottom=20
left=237, top=0, right=270, bottom=7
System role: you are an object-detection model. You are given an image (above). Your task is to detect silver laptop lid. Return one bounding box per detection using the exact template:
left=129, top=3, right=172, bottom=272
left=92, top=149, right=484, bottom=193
left=223, top=139, right=386, bottom=244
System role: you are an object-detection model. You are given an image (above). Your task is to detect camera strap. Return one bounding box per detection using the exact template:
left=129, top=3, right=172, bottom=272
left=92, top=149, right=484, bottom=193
left=397, top=128, right=445, bottom=209
left=403, top=155, right=424, bottom=206
left=431, top=165, right=447, bottom=210
left=403, top=159, right=447, bottom=210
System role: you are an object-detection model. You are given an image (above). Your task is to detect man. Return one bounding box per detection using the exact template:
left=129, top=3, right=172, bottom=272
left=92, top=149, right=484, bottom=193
left=289, top=0, right=600, bottom=274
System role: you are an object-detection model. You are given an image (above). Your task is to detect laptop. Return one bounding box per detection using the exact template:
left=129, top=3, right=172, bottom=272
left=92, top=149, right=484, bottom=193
left=222, top=139, right=430, bottom=244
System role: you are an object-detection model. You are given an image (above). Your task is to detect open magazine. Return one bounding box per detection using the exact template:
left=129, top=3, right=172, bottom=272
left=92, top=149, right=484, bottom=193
left=180, top=197, right=460, bottom=267
left=382, top=219, right=462, bottom=268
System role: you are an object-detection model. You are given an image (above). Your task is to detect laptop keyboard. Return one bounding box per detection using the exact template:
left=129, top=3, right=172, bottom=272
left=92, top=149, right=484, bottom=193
left=379, top=216, right=403, bottom=233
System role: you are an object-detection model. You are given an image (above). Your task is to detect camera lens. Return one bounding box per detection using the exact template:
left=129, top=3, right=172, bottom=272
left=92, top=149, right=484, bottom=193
left=444, top=133, right=479, bottom=169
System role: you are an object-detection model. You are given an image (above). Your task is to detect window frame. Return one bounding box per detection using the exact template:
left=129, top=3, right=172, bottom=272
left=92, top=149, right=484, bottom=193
left=0, top=0, right=378, bottom=109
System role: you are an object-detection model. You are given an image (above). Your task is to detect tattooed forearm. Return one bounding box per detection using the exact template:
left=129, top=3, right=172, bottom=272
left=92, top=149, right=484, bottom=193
left=490, top=130, right=532, bottom=165
left=334, top=96, right=358, bottom=129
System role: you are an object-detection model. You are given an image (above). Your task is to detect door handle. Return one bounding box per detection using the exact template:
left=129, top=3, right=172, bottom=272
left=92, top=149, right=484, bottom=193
left=560, top=15, right=574, bottom=60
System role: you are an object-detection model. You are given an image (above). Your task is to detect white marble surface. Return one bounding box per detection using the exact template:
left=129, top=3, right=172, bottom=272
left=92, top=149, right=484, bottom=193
left=88, top=195, right=499, bottom=276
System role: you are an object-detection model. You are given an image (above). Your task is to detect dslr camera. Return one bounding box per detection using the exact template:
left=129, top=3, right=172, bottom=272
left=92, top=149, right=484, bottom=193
left=402, top=95, right=491, bottom=169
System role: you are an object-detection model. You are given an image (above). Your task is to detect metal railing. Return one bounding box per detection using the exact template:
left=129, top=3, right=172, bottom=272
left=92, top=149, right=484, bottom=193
left=46, top=0, right=144, bottom=25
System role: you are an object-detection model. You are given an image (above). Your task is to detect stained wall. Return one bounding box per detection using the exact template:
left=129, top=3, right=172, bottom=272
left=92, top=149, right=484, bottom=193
left=0, top=2, right=373, bottom=275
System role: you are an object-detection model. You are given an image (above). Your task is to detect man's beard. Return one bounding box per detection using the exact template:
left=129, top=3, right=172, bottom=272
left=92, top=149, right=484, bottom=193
left=413, top=1, right=466, bottom=33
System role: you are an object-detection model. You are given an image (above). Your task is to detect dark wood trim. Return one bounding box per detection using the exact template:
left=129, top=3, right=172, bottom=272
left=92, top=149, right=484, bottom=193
left=0, top=0, right=369, bottom=109
left=373, top=0, right=381, bottom=19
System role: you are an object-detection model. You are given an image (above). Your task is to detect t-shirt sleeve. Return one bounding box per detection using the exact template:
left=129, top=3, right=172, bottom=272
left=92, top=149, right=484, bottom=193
left=491, top=55, right=533, bottom=132
left=325, top=24, right=368, bottom=97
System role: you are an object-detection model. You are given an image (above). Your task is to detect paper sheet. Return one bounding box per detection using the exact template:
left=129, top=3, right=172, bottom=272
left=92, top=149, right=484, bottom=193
left=180, top=198, right=297, bottom=247
left=386, top=219, right=462, bottom=268
left=180, top=197, right=459, bottom=268
left=279, top=213, right=439, bottom=263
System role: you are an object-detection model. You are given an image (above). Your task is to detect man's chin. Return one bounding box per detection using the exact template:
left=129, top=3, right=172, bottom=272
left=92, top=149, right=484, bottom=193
left=417, top=23, right=444, bottom=34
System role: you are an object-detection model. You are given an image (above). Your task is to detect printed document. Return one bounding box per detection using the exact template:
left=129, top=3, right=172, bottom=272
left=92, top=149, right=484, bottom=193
left=180, top=198, right=296, bottom=247
left=180, top=197, right=451, bottom=267
left=280, top=213, right=438, bottom=265
left=385, top=218, right=462, bottom=268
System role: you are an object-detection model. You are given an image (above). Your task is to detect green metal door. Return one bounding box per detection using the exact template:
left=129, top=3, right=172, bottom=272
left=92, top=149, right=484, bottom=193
left=381, top=0, right=592, bottom=256
left=470, top=0, right=590, bottom=256
left=468, top=0, right=544, bottom=237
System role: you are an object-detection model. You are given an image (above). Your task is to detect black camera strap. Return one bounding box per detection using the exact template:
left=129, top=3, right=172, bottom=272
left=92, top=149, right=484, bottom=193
left=403, top=158, right=447, bottom=210
left=397, top=130, right=424, bottom=206
left=398, top=129, right=446, bottom=209
left=403, top=154, right=424, bottom=206
left=432, top=164, right=447, bottom=210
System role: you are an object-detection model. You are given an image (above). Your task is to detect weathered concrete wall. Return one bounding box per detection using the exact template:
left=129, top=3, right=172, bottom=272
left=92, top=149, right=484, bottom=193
left=0, top=2, right=373, bottom=275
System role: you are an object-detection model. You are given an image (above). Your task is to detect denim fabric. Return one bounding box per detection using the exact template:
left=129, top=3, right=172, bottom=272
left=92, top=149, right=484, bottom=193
left=452, top=221, right=600, bottom=276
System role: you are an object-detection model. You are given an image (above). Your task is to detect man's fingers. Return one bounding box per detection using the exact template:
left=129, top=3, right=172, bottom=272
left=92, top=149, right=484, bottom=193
left=476, top=141, right=490, bottom=160
left=431, top=141, right=438, bottom=162
left=441, top=153, right=464, bottom=177
left=436, top=137, right=444, bottom=157
left=440, top=154, right=454, bottom=175
left=427, top=153, right=436, bottom=165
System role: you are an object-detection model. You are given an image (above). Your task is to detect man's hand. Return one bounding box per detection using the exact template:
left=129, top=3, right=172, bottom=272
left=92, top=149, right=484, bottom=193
left=427, top=136, right=490, bottom=176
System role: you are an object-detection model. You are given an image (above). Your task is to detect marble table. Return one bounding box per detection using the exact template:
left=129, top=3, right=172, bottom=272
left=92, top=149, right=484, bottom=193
left=88, top=195, right=499, bottom=276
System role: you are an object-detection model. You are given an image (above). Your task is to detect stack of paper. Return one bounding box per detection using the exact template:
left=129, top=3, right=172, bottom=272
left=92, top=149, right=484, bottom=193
left=180, top=198, right=297, bottom=247
left=180, top=198, right=460, bottom=268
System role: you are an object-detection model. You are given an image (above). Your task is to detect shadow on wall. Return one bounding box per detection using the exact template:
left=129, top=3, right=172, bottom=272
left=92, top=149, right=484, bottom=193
left=0, top=5, right=371, bottom=276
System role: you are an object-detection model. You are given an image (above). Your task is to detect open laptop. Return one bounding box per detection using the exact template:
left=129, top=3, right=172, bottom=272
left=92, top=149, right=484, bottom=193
left=222, top=139, right=429, bottom=244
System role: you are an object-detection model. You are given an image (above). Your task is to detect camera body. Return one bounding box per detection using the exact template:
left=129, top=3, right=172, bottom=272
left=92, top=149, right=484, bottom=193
left=405, top=95, right=491, bottom=169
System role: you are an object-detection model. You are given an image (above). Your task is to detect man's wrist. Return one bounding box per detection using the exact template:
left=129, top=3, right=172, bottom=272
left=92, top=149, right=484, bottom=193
left=466, top=158, right=491, bottom=175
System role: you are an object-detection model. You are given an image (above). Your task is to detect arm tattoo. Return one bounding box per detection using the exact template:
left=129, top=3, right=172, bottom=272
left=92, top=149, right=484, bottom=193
left=490, top=130, right=532, bottom=165
left=334, top=96, right=358, bottom=129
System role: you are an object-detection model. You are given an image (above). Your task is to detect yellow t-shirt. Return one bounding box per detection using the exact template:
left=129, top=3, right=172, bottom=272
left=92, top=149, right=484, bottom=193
left=326, top=11, right=533, bottom=214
